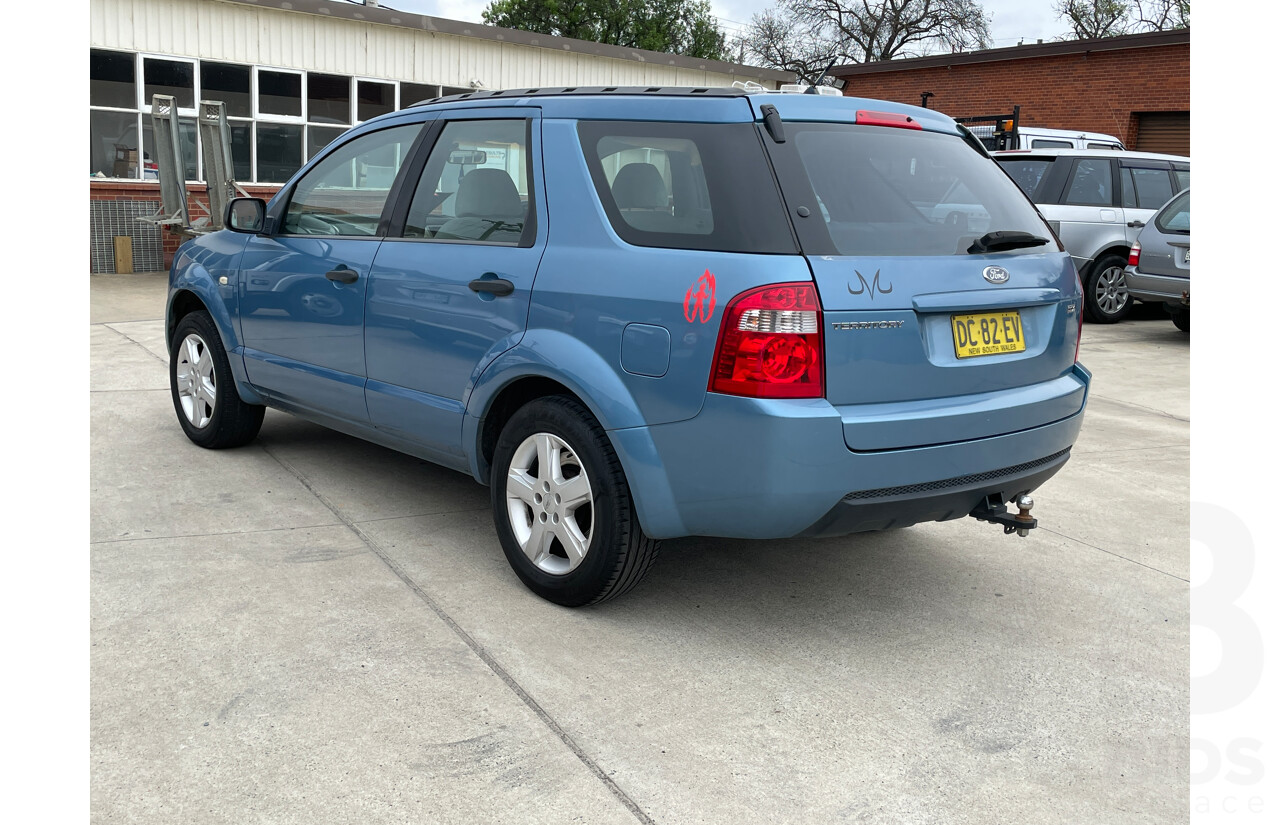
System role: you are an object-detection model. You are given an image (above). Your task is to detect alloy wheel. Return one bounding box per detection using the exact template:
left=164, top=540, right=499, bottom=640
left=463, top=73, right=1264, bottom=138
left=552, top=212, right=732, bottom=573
left=1094, top=266, right=1130, bottom=316
left=505, top=432, right=594, bottom=575
left=174, top=332, right=217, bottom=428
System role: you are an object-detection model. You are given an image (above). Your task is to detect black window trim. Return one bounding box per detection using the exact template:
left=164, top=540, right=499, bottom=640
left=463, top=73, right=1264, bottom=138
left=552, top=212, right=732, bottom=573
left=383, top=116, right=540, bottom=249
left=269, top=120, right=432, bottom=240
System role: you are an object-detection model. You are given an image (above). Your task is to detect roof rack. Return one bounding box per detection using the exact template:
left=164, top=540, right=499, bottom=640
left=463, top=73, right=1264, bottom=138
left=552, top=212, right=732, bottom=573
left=409, top=86, right=749, bottom=108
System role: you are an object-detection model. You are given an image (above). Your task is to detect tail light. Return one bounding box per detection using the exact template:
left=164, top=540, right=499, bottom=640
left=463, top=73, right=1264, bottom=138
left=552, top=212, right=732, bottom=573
left=1128, top=241, right=1141, bottom=268
left=710, top=282, right=824, bottom=398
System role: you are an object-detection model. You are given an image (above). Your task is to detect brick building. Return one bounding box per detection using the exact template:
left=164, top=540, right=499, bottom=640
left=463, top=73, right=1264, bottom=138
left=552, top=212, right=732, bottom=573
left=830, top=29, right=1189, bottom=155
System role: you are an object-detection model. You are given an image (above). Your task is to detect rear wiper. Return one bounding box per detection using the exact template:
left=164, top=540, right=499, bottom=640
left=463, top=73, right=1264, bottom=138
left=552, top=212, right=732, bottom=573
left=967, top=231, right=1049, bottom=254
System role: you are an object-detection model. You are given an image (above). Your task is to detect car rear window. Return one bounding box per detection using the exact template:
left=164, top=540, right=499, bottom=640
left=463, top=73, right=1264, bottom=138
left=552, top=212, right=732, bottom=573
left=578, top=121, right=796, bottom=254
left=1154, top=190, right=1190, bottom=234
left=772, top=124, right=1052, bottom=257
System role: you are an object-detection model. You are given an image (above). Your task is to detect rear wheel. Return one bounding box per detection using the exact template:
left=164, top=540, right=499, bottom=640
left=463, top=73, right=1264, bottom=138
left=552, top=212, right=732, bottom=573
left=490, top=396, right=660, bottom=606
left=169, top=311, right=265, bottom=448
left=1170, top=306, right=1190, bottom=333
left=1083, top=254, right=1133, bottom=323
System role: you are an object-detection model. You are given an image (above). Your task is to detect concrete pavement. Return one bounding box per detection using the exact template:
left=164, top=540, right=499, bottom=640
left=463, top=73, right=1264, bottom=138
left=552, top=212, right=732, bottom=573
left=91, top=272, right=1188, bottom=824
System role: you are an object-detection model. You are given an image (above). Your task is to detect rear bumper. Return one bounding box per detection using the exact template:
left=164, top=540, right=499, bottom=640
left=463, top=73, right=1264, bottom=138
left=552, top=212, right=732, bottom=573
left=610, top=363, right=1091, bottom=539
left=1125, top=267, right=1189, bottom=304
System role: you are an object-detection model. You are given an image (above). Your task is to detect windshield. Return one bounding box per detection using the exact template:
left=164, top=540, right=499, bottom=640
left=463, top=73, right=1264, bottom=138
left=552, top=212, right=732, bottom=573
left=779, top=124, right=1052, bottom=257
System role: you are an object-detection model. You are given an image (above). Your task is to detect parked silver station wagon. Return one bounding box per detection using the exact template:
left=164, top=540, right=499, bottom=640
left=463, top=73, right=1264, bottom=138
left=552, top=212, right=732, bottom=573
left=995, top=149, right=1190, bottom=323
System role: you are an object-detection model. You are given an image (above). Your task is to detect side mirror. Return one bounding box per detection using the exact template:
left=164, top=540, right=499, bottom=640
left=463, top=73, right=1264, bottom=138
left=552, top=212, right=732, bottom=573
left=226, top=198, right=267, bottom=233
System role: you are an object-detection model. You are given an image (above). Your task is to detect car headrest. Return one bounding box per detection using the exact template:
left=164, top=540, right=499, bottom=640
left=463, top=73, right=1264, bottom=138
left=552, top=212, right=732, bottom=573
left=611, top=163, right=668, bottom=210
left=455, top=168, right=524, bottom=218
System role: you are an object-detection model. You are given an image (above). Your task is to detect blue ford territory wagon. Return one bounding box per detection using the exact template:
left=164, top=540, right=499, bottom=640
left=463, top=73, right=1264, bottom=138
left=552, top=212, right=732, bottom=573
left=166, top=87, right=1090, bottom=605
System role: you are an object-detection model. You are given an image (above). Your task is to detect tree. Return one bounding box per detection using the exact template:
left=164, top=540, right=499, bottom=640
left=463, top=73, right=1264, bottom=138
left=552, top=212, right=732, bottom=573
left=481, top=0, right=729, bottom=61
left=1132, top=0, right=1190, bottom=30
left=1054, top=1, right=1190, bottom=40
left=1054, top=0, right=1132, bottom=39
left=739, top=0, right=992, bottom=78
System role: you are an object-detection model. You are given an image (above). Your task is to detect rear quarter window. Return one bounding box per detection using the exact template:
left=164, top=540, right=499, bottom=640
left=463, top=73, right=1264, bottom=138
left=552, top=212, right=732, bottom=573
left=996, top=157, right=1052, bottom=199
left=578, top=121, right=796, bottom=254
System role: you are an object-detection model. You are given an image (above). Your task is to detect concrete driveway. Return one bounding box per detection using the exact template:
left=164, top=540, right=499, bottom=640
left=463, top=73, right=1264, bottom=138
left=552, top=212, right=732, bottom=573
left=91, top=272, right=1188, bottom=824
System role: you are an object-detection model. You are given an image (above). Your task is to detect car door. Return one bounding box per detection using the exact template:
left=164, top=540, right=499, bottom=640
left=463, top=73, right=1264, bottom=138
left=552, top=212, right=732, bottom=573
left=1119, top=159, right=1177, bottom=246
left=1050, top=156, right=1124, bottom=270
left=237, top=121, right=426, bottom=423
left=363, top=112, right=546, bottom=463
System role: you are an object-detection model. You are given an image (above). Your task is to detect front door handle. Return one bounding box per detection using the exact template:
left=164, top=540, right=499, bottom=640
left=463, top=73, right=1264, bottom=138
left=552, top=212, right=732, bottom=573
left=469, top=277, right=515, bottom=297
left=325, top=267, right=359, bottom=284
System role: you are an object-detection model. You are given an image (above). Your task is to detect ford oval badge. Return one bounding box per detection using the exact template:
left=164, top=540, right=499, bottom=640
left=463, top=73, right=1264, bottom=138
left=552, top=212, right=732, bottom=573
left=983, top=266, right=1010, bottom=284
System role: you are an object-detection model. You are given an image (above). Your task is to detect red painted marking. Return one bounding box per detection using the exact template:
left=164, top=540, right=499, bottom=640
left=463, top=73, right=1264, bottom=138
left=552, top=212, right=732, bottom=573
left=683, top=269, right=716, bottom=323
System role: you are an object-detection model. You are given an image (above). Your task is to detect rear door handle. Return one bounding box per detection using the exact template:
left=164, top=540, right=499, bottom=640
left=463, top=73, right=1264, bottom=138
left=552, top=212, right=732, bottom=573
left=1127, top=220, right=1145, bottom=228
left=325, top=267, right=358, bottom=284
left=468, top=277, right=515, bottom=297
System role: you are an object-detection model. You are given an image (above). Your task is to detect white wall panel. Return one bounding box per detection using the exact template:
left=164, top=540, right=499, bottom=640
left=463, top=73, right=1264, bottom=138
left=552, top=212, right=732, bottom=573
left=91, top=0, right=782, bottom=89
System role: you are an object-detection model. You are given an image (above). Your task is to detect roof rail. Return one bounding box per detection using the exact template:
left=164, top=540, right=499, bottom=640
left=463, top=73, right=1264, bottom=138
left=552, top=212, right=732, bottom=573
left=408, top=86, right=749, bottom=107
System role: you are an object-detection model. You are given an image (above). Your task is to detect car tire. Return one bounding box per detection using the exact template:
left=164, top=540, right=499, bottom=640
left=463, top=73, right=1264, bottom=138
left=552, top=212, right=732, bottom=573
left=1170, top=306, right=1190, bottom=333
left=169, top=310, right=265, bottom=449
left=490, top=395, right=660, bottom=606
left=1083, top=254, right=1133, bottom=323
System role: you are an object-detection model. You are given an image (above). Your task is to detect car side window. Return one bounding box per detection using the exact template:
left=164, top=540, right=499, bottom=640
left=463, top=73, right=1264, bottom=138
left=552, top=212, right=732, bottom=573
left=1121, top=168, right=1137, bottom=208
left=1065, top=158, right=1113, bottom=206
left=1031, top=139, right=1072, bottom=149
left=402, top=119, right=531, bottom=245
left=1173, top=164, right=1191, bottom=192
left=282, top=123, right=421, bottom=236
left=1130, top=166, right=1175, bottom=209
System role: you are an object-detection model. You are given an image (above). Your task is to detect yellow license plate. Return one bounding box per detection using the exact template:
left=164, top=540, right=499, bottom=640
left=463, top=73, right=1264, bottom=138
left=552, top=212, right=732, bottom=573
left=951, top=310, right=1027, bottom=359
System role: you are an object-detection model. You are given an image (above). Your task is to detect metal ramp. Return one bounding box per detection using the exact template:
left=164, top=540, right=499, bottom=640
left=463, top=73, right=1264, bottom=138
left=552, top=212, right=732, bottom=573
left=139, top=95, right=247, bottom=236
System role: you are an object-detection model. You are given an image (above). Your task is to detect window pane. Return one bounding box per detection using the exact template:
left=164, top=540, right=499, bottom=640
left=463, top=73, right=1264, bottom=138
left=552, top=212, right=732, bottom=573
left=201, top=61, right=251, bottom=118
left=1121, top=168, right=1137, bottom=208
left=1131, top=166, right=1175, bottom=209
left=256, top=123, right=303, bottom=182
left=400, top=83, right=440, bottom=108
left=405, top=120, right=529, bottom=243
left=143, top=58, right=194, bottom=110
left=1155, top=190, right=1190, bottom=233
left=308, top=73, right=350, bottom=124
left=784, top=125, right=1048, bottom=257
left=579, top=121, right=795, bottom=254
left=142, top=117, right=199, bottom=181
left=357, top=81, right=394, bottom=121
left=259, top=71, right=302, bottom=117
left=1066, top=159, right=1112, bottom=206
left=284, top=124, right=421, bottom=235
left=229, top=122, right=252, bottom=181
left=90, top=111, right=140, bottom=178
left=91, top=49, right=136, bottom=109
left=308, top=125, right=348, bottom=161
left=1174, top=168, right=1191, bottom=191
left=994, top=158, right=1051, bottom=198
left=1030, top=139, right=1072, bottom=149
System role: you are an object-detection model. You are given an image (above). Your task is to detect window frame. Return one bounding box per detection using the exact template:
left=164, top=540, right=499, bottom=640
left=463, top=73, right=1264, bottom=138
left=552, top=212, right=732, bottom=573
left=386, top=117, right=539, bottom=248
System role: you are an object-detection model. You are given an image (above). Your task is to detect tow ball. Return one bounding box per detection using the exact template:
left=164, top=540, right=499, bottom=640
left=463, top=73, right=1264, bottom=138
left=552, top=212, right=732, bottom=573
left=970, top=493, right=1037, bottom=537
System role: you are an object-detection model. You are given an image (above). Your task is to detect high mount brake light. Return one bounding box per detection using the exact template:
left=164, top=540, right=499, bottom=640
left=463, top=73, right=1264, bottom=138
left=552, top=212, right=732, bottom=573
left=855, top=110, right=923, bottom=130
left=1128, top=241, right=1141, bottom=268
left=709, top=283, right=824, bottom=399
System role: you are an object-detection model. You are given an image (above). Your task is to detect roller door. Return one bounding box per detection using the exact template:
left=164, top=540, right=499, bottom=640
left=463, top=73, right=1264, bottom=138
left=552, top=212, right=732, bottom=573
left=1135, top=112, right=1190, bottom=156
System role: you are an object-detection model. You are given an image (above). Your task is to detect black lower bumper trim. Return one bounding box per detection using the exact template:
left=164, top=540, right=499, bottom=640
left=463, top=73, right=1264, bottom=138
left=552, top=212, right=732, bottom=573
left=800, top=448, right=1072, bottom=537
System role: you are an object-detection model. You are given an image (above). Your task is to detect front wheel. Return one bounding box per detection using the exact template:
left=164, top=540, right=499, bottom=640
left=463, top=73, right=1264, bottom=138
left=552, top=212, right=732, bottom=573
left=490, top=396, right=660, bottom=606
left=1083, top=254, right=1134, bottom=323
left=169, top=310, right=265, bottom=448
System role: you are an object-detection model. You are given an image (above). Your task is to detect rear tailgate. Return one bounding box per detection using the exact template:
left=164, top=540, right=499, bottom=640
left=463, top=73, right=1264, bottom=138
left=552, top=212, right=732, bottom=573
left=756, top=106, right=1085, bottom=450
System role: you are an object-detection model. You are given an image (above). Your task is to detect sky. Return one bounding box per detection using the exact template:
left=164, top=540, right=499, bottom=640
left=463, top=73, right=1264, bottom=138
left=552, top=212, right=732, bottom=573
left=348, top=0, right=1072, bottom=54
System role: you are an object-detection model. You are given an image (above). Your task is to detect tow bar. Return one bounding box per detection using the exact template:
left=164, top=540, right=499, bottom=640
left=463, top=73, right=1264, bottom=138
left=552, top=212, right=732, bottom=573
left=970, top=493, right=1037, bottom=537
